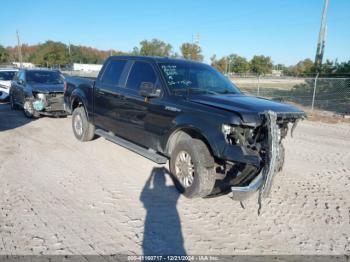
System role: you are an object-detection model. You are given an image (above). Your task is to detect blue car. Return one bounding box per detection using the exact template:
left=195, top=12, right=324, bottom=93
left=10, top=69, right=66, bottom=118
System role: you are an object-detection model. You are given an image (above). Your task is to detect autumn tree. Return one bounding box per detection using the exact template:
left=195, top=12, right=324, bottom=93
left=210, top=55, right=228, bottom=73
left=180, top=43, right=203, bottom=61
left=0, top=45, right=9, bottom=63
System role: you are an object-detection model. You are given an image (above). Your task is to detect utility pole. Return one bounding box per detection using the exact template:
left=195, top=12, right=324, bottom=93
left=16, top=30, right=23, bottom=68
left=192, top=33, right=200, bottom=46
left=68, top=43, right=72, bottom=74
left=68, top=43, right=72, bottom=62
left=226, top=56, right=230, bottom=75
left=315, top=0, right=329, bottom=69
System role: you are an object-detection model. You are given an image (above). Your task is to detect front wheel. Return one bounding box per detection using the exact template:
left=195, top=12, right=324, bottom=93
left=170, top=138, right=216, bottom=198
left=72, top=107, right=95, bottom=142
left=10, top=94, right=18, bottom=110
left=23, top=100, right=38, bottom=118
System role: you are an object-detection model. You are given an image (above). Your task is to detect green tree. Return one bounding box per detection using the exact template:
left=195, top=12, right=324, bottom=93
left=250, top=55, right=273, bottom=75
left=180, top=43, right=203, bottom=61
left=228, top=54, right=249, bottom=74
left=131, top=47, right=140, bottom=56
left=289, top=58, right=315, bottom=76
left=30, top=41, right=69, bottom=67
left=335, top=60, right=350, bottom=74
left=319, top=59, right=335, bottom=75
left=139, top=39, right=172, bottom=57
left=0, top=45, right=9, bottom=63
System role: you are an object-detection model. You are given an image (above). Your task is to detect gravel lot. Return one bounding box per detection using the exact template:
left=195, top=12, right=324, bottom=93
left=0, top=103, right=349, bottom=256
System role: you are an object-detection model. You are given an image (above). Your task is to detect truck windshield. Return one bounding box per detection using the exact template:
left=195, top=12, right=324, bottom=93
left=27, top=71, right=64, bottom=84
left=158, top=62, right=241, bottom=95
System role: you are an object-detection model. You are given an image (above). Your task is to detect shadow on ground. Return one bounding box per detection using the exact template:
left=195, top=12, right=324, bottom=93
left=0, top=103, right=35, bottom=132
left=140, top=167, right=187, bottom=256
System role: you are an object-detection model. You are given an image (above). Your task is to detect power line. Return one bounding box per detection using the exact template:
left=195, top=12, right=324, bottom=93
left=192, top=33, right=200, bottom=46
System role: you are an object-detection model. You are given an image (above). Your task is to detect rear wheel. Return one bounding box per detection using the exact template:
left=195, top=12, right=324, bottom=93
left=170, top=138, right=216, bottom=198
left=72, top=107, right=95, bottom=141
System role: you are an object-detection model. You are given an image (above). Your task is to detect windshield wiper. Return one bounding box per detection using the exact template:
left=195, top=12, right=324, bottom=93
left=219, top=89, right=237, bottom=94
left=172, top=87, right=218, bottom=95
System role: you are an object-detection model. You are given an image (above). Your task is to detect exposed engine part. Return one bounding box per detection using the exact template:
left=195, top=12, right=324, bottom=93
left=218, top=111, right=299, bottom=208
left=33, top=100, right=45, bottom=111
left=32, top=92, right=65, bottom=113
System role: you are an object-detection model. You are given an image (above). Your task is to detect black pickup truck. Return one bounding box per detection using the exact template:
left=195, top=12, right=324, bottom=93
left=64, top=56, right=305, bottom=200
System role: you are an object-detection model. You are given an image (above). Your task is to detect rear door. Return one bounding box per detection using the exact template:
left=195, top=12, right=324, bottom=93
left=93, top=59, right=129, bottom=134
left=118, top=60, right=165, bottom=149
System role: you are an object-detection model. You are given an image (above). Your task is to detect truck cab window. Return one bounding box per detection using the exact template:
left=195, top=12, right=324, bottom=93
left=126, top=61, right=157, bottom=91
left=101, top=60, right=127, bottom=86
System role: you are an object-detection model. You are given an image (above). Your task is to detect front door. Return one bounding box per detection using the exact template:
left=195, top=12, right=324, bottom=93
left=119, top=61, right=165, bottom=150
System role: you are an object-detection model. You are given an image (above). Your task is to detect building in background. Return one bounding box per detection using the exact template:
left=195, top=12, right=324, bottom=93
left=72, top=63, right=102, bottom=72
left=12, top=62, right=35, bottom=68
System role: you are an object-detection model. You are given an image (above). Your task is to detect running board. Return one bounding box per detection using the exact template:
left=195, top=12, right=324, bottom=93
left=95, top=129, right=168, bottom=164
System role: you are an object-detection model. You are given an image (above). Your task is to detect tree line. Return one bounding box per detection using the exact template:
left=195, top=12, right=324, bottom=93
left=1, top=39, right=349, bottom=76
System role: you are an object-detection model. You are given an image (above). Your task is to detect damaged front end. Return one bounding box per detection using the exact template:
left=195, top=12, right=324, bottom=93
left=26, top=92, right=66, bottom=117
left=212, top=111, right=304, bottom=203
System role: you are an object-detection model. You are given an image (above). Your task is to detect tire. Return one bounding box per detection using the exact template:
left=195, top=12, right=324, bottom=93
left=10, top=95, right=18, bottom=110
left=170, top=138, right=216, bottom=198
left=72, top=106, right=95, bottom=142
left=23, top=100, right=38, bottom=118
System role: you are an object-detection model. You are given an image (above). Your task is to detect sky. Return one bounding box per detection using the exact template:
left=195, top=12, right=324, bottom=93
left=0, top=0, right=349, bottom=65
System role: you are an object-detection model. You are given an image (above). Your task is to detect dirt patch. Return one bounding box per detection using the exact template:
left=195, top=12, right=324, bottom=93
left=0, top=103, right=349, bottom=255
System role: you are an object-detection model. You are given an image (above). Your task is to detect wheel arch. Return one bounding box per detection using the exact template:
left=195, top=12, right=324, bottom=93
left=70, top=94, right=89, bottom=120
left=165, top=127, right=215, bottom=157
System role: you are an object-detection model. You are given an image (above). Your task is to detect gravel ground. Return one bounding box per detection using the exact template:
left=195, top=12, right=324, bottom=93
left=0, top=103, right=349, bottom=256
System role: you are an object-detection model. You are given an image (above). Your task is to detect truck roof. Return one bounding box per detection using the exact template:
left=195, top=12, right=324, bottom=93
left=108, top=55, right=205, bottom=65
left=0, top=68, right=18, bottom=71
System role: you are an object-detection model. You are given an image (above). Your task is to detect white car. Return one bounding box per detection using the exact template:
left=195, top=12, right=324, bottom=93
left=0, top=68, right=18, bottom=101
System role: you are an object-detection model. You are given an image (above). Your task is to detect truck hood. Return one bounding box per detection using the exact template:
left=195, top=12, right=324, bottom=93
left=31, top=83, right=64, bottom=93
left=189, top=94, right=305, bottom=124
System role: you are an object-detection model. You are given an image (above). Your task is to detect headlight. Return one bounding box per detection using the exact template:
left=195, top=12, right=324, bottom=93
left=37, top=93, right=46, bottom=100
left=221, top=124, right=233, bottom=136
left=222, top=124, right=257, bottom=146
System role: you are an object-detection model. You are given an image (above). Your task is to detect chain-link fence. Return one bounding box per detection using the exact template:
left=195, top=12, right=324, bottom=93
left=232, top=76, right=350, bottom=114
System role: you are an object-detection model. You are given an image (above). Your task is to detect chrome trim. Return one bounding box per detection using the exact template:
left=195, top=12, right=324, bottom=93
left=230, top=173, right=263, bottom=201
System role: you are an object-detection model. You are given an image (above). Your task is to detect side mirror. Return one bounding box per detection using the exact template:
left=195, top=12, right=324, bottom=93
left=139, top=82, right=161, bottom=98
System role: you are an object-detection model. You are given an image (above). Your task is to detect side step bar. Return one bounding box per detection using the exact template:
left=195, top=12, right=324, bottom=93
left=95, top=129, right=168, bottom=164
